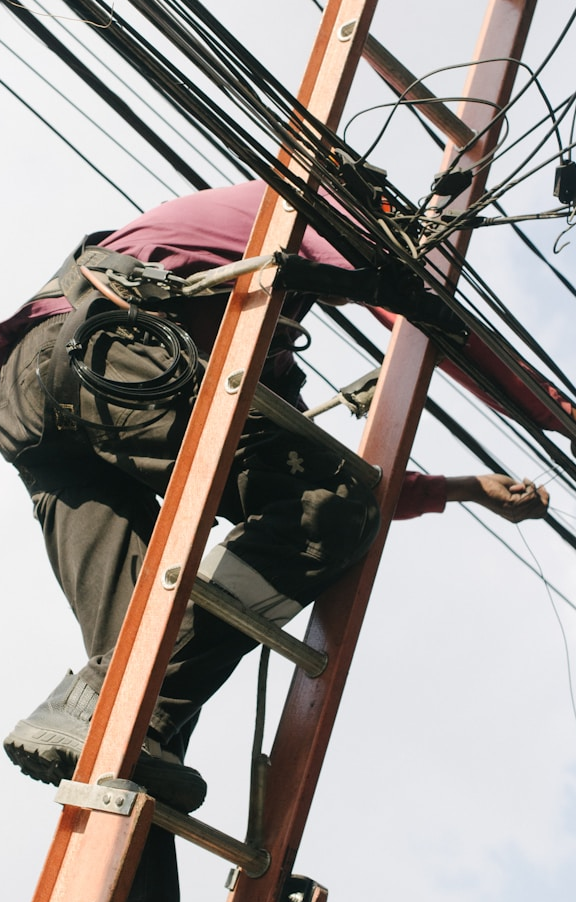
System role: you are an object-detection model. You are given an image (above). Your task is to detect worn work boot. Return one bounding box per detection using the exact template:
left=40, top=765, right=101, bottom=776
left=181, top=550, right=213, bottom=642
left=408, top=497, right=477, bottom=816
left=3, top=671, right=206, bottom=813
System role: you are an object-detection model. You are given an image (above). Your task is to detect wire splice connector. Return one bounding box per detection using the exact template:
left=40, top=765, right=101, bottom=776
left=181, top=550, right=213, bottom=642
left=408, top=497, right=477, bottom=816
left=553, top=160, right=576, bottom=205
left=431, top=168, right=473, bottom=198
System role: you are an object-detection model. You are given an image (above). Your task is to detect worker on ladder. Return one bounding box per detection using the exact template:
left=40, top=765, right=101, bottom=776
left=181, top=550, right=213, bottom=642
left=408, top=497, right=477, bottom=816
left=0, top=181, right=550, bottom=901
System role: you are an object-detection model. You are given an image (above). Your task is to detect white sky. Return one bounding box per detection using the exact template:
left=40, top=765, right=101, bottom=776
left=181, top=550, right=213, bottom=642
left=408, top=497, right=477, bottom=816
left=1, top=1, right=576, bottom=900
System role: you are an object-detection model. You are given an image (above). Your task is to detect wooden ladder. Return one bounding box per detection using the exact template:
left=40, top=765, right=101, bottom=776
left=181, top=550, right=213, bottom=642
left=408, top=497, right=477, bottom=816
left=29, top=1, right=537, bottom=899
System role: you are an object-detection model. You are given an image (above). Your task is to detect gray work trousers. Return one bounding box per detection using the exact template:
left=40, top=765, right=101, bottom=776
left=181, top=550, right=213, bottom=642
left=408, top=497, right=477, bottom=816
left=0, top=310, right=379, bottom=901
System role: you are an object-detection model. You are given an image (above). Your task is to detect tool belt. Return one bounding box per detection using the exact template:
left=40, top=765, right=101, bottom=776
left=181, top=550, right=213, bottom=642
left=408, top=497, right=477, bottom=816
left=32, top=234, right=200, bottom=434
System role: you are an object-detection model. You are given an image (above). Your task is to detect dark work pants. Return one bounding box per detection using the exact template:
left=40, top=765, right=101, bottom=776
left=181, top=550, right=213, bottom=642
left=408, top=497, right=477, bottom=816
left=0, top=313, right=380, bottom=901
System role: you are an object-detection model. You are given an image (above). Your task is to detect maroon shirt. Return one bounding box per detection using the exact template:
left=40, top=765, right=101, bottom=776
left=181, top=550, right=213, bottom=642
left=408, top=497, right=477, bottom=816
left=0, top=180, right=447, bottom=519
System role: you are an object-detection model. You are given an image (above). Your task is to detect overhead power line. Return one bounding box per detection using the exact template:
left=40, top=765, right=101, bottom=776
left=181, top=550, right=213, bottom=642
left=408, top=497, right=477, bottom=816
left=0, top=75, right=143, bottom=210
left=3, top=0, right=575, bottom=542
left=3, top=0, right=213, bottom=190
left=322, top=305, right=576, bottom=550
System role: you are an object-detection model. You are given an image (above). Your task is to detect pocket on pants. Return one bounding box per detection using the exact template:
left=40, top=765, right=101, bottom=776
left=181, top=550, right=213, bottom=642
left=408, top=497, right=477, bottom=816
left=0, top=327, right=56, bottom=463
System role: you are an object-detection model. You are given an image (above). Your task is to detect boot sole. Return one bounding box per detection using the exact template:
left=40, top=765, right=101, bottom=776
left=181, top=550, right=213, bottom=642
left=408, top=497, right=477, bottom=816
left=4, top=733, right=207, bottom=813
left=4, top=738, right=77, bottom=786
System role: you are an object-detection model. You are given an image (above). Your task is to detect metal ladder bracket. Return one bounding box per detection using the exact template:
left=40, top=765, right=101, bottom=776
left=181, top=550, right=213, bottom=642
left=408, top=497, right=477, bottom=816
left=55, top=777, right=144, bottom=816
left=282, top=874, right=329, bottom=901
left=225, top=870, right=328, bottom=900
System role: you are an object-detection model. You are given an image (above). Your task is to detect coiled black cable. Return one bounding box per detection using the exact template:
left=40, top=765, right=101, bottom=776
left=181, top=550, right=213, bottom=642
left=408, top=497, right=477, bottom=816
left=66, top=307, right=199, bottom=409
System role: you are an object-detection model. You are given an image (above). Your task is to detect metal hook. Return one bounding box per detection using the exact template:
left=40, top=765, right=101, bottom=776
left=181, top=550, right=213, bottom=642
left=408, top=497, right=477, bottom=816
left=553, top=206, right=576, bottom=254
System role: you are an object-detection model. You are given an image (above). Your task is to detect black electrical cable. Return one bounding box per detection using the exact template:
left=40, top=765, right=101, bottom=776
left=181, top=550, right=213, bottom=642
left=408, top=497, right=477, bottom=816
left=55, top=0, right=576, bottom=454
left=431, top=326, right=576, bottom=481
left=359, top=61, right=509, bottom=167
left=353, top=40, right=576, bottom=305
left=321, top=305, right=576, bottom=551
left=32, top=0, right=238, bottom=186
left=332, top=14, right=576, bottom=258
left=0, top=36, right=182, bottom=199
left=68, top=308, right=199, bottom=409
left=440, top=132, right=576, bottom=244
left=165, top=0, right=345, bottom=154
left=401, top=97, right=576, bottom=248
left=353, top=84, right=576, bottom=409
left=65, top=0, right=328, bottom=185
left=14, top=0, right=576, bottom=360
left=421, top=233, right=576, bottom=400
left=10, top=0, right=576, bottom=482
left=408, top=286, right=576, bottom=476
left=0, top=76, right=143, bottom=211
left=343, top=94, right=501, bottom=151
left=484, top=5, right=576, bottom=147
left=58, top=0, right=292, bottom=184
left=74, top=0, right=576, bottom=466
left=313, top=0, right=568, bottom=173
left=58, top=0, right=411, bottom=267
left=474, top=91, right=575, bottom=179
left=44, top=0, right=427, bottom=277
left=1, top=0, right=213, bottom=191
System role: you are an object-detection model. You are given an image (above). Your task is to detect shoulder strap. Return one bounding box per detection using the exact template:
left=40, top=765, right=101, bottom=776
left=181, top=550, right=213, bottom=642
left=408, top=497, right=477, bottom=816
left=28, top=231, right=147, bottom=308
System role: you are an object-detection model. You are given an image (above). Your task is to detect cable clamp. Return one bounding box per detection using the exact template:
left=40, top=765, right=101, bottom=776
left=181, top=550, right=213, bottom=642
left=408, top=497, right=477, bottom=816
left=106, top=263, right=188, bottom=301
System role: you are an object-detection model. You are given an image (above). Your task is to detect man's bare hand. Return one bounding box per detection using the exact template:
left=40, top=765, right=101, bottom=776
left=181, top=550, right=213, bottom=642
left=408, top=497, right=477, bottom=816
left=445, top=474, right=549, bottom=522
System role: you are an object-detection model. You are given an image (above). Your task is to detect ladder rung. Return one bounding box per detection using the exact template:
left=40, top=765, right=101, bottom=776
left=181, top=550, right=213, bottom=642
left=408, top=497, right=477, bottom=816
left=253, top=383, right=381, bottom=488
left=192, top=578, right=327, bottom=677
left=152, top=802, right=270, bottom=878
